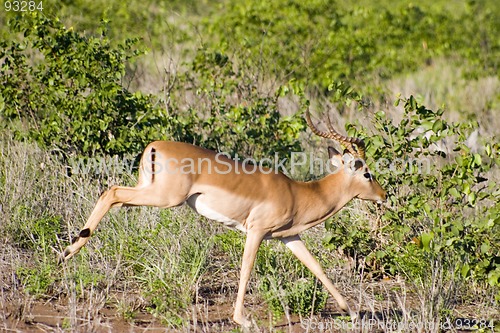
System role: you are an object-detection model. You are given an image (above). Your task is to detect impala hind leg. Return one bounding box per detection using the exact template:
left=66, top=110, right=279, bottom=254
left=281, top=235, right=351, bottom=314
left=60, top=185, right=175, bottom=262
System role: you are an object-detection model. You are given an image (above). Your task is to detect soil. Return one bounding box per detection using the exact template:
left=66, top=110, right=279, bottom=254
left=3, top=290, right=498, bottom=333
left=1, top=293, right=319, bottom=332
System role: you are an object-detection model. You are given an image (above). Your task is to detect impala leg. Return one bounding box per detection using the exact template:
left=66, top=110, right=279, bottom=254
left=60, top=185, right=172, bottom=262
left=281, top=235, right=350, bottom=314
left=233, top=230, right=266, bottom=328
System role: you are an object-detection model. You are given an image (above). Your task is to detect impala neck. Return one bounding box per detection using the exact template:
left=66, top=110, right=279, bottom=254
left=296, top=172, right=356, bottom=225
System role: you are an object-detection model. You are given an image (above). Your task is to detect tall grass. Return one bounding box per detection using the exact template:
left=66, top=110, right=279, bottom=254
left=388, top=59, right=500, bottom=136
left=0, top=134, right=221, bottom=329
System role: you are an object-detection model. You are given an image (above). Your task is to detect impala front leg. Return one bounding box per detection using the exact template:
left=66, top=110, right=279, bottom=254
left=233, top=230, right=266, bottom=328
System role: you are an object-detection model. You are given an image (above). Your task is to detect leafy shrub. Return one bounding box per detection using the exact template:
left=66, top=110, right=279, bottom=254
left=325, top=93, right=499, bottom=305
left=0, top=13, right=163, bottom=156
left=203, top=0, right=499, bottom=91
left=0, top=13, right=306, bottom=165
left=373, top=96, right=499, bottom=287
left=174, top=49, right=307, bottom=161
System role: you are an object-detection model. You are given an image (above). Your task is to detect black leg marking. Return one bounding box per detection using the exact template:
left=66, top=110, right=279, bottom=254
left=79, top=228, right=91, bottom=238
left=151, top=147, right=156, bottom=182
left=71, top=236, right=80, bottom=244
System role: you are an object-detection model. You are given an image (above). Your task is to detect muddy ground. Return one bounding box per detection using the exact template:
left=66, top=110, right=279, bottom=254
left=2, top=286, right=498, bottom=333
left=1, top=249, right=498, bottom=332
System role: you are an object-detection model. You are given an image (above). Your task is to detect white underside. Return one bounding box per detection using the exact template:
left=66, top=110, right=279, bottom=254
left=187, top=194, right=246, bottom=232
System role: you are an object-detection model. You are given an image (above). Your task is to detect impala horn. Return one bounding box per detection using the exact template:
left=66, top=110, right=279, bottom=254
left=305, top=107, right=366, bottom=160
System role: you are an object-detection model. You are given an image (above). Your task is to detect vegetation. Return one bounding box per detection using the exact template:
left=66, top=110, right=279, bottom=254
left=0, top=0, right=498, bottom=331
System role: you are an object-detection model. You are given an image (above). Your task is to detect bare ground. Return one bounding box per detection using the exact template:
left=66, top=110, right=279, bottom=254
left=2, top=278, right=498, bottom=332
left=0, top=288, right=327, bottom=332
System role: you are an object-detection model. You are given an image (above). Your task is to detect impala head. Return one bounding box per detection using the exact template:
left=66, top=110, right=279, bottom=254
left=327, top=146, right=386, bottom=203
left=305, top=108, right=387, bottom=203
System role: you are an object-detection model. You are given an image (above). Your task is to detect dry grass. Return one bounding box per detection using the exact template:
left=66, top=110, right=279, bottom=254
left=0, top=136, right=229, bottom=331
left=388, top=59, right=500, bottom=137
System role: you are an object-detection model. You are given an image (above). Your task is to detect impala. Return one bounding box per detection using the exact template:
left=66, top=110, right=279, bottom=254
left=61, top=109, right=386, bottom=328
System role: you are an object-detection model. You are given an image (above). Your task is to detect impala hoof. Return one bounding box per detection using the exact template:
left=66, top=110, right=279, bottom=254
left=58, top=245, right=78, bottom=264
left=58, top=248, right=70, bottom=264
left=233, top=313, right=254, bottom=331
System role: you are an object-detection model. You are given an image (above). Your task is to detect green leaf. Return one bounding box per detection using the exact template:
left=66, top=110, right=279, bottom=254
left=432, top=119, right=444, bottom=132
left=421, top=120, right=433, bottom=130
left=409, top=95, right=417, bottom=110
left=473, top=153, right=482, bottom=166
left=468, top=192, right=477, bottom=206
left=487, top=270, right=500, bottom=286
left=421, top=232, right=434, bottom=251
left=463, top=183, right=471, bottom=195
left=461, top=263, right=470, bottom=278
left=448, top=187, right=460, bottom=199
left=485, top=144, right=492, bottom=157
left=480, top=242, right=490, bottom=254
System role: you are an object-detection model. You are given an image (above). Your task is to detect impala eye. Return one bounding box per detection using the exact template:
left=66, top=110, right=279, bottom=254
left=364, top=172, right=372, bottom=180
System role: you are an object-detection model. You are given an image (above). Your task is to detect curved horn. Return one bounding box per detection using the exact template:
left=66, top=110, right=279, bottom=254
left=305, top=107, right=366, bottom=159
left=325, top=116, right=366, bottom=160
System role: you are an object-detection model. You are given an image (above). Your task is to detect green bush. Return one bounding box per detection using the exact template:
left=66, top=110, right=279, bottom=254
left=174, top=49, right=307, bottom=161
left=373, top=96, right=499, bottom=287
left=0, top=13, right=306, bottom=163
left=0, top=13, right=163, bottom=156
left=203, top=0, right=499, bottom=91
left=325, top=93, right=499, bottom=303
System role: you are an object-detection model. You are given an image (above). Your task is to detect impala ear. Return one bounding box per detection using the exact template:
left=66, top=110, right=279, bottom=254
left=328, top=146, right=341, bottom=159
left=328, top=146, right=343, bottom=169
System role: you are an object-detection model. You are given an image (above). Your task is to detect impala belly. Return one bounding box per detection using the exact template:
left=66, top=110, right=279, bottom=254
left=186, top=192, right=247, bottom=232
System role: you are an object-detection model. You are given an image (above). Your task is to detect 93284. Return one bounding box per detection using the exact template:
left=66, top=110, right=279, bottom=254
left=453, top=318, right=495, bottom=331
left=5, top=1, right=43, bottom=12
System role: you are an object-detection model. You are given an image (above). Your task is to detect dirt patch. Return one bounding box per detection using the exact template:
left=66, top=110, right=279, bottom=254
left=1, top=295, right=287, bottom=332
left=1, top=246, right=498, bottom=332
left=2, top=285, right=499, bottom=332
left=3, top=299, right=171, bottom=332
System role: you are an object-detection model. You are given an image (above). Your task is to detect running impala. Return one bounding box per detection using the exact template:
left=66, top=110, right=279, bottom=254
left=61, top=109, right=386, bottom=328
